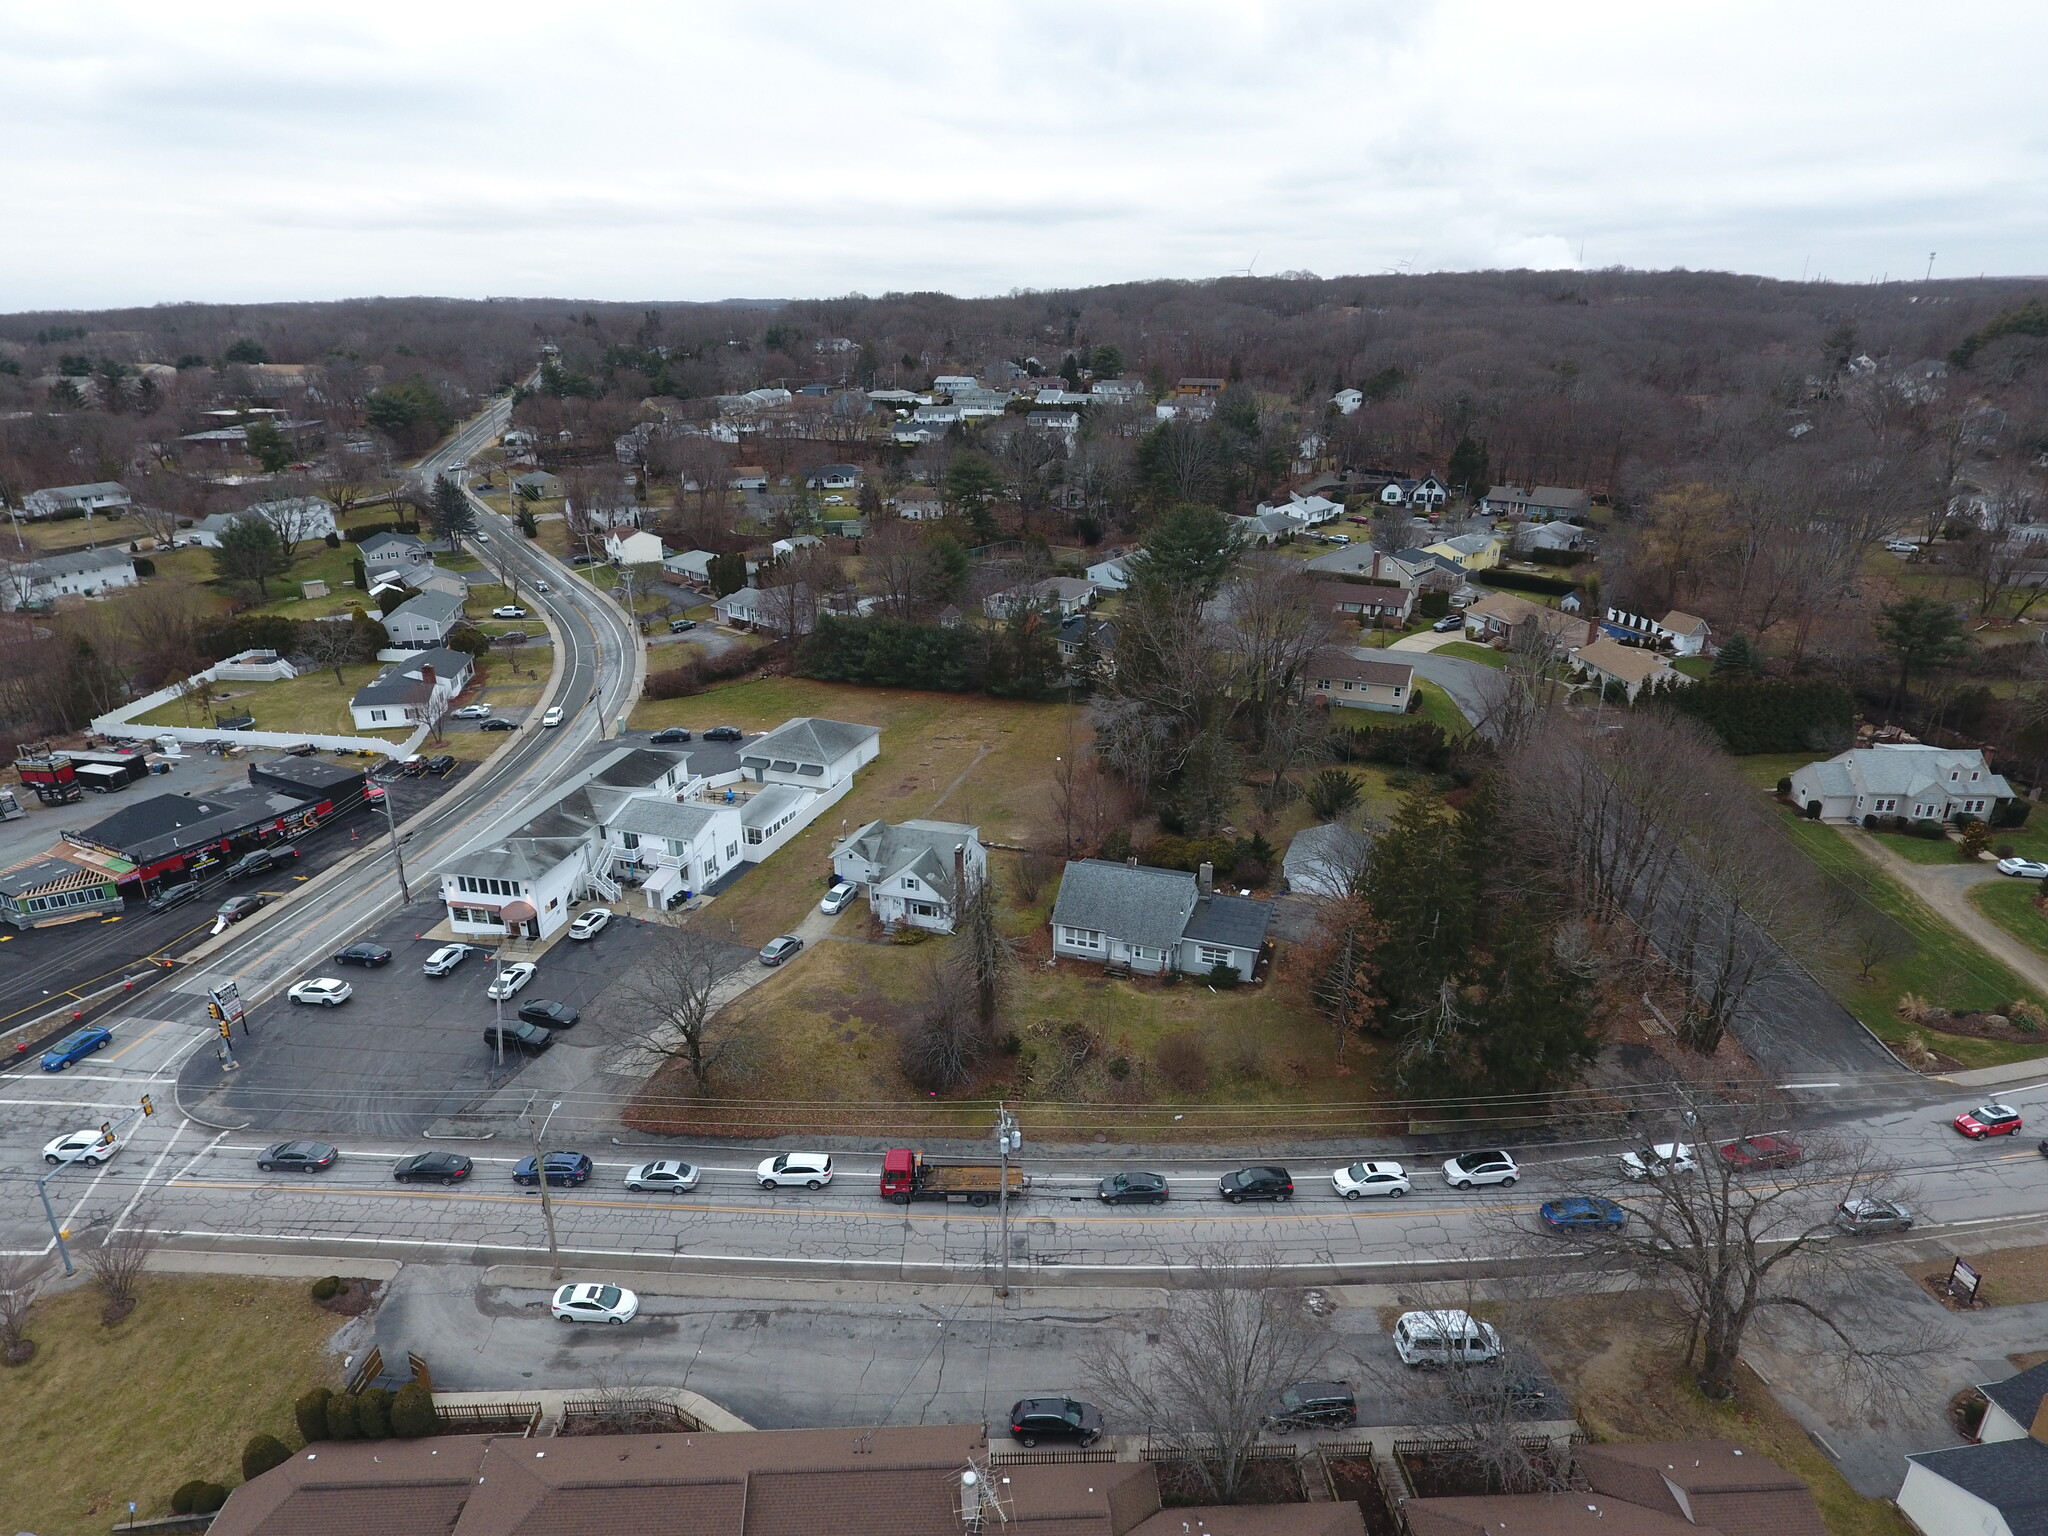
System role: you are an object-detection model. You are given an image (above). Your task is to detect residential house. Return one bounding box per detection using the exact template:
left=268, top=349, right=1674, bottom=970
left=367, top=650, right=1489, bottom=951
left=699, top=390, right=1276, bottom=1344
left=1306, top=651, right=1415, bottom=712
left=1480, top=483, right=1592, bottom=521
left=1900, top=1359, right=2048, bottom=1536
left=1233, top=509, right=1300, bottom=546
left=1659, top=610, right=1712, bottom=656
left=604, top=528, right=666, bottom=566
left=1282, top=824, right=1369, bottom=898
left=1, top=547, right=139, bottom=610
left=729, top=466, right=770, bottom=491
left=404, top=566, right=470, bottom=602
left=663, top=548, right=753, bottom=591
left=1027, top=409, right=1081, bottom=451
left=1089, top=376, right=1145, bottom=403
left=714, top=585, right=768, bottom=630
left=188, top=497, right=338, bottom=550
left=1056, top=613, right=1115, bottom=679
left=1463, top=590, right=1586, bottom=651
left=831, top=818, right=987, bottom=932
left=603, top=797, right=742, bottom=910
left=770, top=533, right=824, bottom=560
left=1331, top=387, right=1364, bottom=414
left=895, top=491, right=945, bottom=521
left=1034, top=387, right=1091, bottom=407
left=1257, top=492, right=1344, bottom=528
left=1788, top=744, right=2015, bottom=824
left=357, top=530, right=435, bottom=574
left=348, top=647, right=472, bottom=730
left=1513, top=520, right=1586, bottom=555
left=1571, top=637, right=1690, bottom=701
left=1379, top=475, right=1449, bottom=508
left=1049, top=858, right=1272, bottom=981
left=379, top=589, right=468, bottom=648
left=1423, top=531, right=1504, bottom=571
left=985, top=576, right=1097, bottom=619
left=510, top=469, right=562, bottom=499
left=1305, top=544, right=1459, bottom=592
left=1086, top=555, right=1130, bottom=591
left=715, top=582, right=827, bottom=637
left=1176, top=377, right=1226, bottom=396
left=21, top=480, right=131, bottom=519
left=805, top=463, right=861, bottom=490
left=1308, top=580, right=1413, bottom=629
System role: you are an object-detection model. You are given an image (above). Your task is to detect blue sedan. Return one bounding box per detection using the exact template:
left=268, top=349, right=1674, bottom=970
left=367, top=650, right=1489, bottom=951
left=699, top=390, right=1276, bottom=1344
left=513, top=1151, right=592, bottom=1187
left=1539, top=1196, right=1626, bottom=1233
left=42, top=1026, right=113, bottom=1072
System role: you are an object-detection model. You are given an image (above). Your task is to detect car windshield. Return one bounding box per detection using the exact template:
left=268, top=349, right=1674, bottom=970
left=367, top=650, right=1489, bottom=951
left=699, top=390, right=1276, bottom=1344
left=595, top=1285, right=622, bottom=1307
left=1347, top=1164, right=1372, bottom=1179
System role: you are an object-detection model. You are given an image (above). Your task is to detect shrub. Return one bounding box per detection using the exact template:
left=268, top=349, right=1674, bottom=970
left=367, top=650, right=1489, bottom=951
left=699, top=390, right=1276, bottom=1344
left=1207, top=961, right=1241, bottom=990
left=1862, top=813, right=1879, bottom=830
left=1155, top=1031, right=1210, bottom=1092
left=132, top=556, right=156, bottom=577
left=1777, top=776, right=1793, bottom=798
left=355, top=1385, right=394, bottom=1439
left=1477, top=567, right=1576, bottom=597
left=375, top=587, right=408, bottom=617
left=1912, top=818, right=1949, bottom=840
left=324, top=1391, right=361, bottom=1440
left=1959, top=822, right=1993, bottom=860
left=1661, top=679, right=1856, bottom=755
left=1996, top=842, right=2017, bottom=859
left=242, top=1432, right=292, bottom=1481
left=1100, top=827, right=1133, bottom=864
left=310, top=1275, right=342, bottom=1301
left=645, top=640, right=780, bottom=699
left=171, top=1481, right=228, bottom=1515
left=392, top=1381, right=439, bottom=1438
left=1304, top=768, right=1364, bottom=821
left=1803, top=800, right=1821, bottom=820
left=294, top=1386, right=332, bottom=1442
left=1992, top=799, right=2034, bottom=829
left=324, top=529, right=341, bottom=548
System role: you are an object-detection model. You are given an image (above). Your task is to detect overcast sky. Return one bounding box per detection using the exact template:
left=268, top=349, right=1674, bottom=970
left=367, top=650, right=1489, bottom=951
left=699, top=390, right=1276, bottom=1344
left=4, top=2, right=2043, bottom=311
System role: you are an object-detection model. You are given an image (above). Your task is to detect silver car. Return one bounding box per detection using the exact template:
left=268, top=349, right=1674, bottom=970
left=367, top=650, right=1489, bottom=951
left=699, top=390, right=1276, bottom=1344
left=1835, top=1197, right=1913, bottom=1235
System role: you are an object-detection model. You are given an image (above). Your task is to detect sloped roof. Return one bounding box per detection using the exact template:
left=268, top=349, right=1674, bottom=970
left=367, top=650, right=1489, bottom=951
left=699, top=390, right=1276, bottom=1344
left=1908, top=1438, right=2048, bottom=1535
left=358, top=530, right=427, bottom=555
left=609, top=799, right=722, bottom=843
left=1982, top=1359, right=2048, bottom=1429
left=385, top=589, right=466, bottom=625
left=1574, top=637, right=1676, bottom=686
left=1312, top=649, right=1414, bottom=689
left=838, top=819, right=980, bottom=903
left=744, top=717, right=880, bottom=772
left=739, top=783, right=809, bottom=829
left=1284, top=824, right=1370, bottom=891
left=1182, top=893, right=1272, bottom=951
left=1661, top=610, right=1710, bottom=636
left=1051, top=859, right=1197, bottom=952
left=14, top=547, right=135, bottom=579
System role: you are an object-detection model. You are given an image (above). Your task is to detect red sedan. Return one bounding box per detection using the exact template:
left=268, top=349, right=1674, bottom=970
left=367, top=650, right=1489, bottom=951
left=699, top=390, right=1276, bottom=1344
left=1954, top=1103, right=2024, bottom=1140
left=1718, top=1135, right=1803, bottom=1171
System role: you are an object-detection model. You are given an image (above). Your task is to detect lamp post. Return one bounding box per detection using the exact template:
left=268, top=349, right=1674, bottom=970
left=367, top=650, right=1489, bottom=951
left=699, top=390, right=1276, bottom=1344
left=364, top=780, right=411, bottom=904
left=994, top=1104, right=1020, bottom=1300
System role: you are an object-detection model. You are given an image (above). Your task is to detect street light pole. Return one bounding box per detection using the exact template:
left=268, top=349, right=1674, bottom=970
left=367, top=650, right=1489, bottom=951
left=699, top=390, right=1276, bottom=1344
left=995, top=1103, right=1019, bottom=1300
left=368, top=780, right=411, bottom=904
left=528, top=1094, right=565, bottom=1282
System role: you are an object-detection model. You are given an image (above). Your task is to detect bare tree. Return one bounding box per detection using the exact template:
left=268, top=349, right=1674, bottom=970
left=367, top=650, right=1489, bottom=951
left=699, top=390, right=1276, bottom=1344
left=1084, top=1246, right=1329, bottom=1502
left=613, top=927, right=755, bottom=1092
left=957, top=864, right=1012, bottom=1034
left=899, top=956, right=987, bottom=1092
left=84, top=1224, right=158, bottom=1324
left=304, top=619, right=368, bottom=687
left=0, top=1252, right=48, bottom=1364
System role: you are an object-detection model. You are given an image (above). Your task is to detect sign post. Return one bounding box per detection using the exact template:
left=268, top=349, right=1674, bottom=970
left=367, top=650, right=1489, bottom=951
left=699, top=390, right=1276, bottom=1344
left=1947, top=1257, right=1983, bottom=1306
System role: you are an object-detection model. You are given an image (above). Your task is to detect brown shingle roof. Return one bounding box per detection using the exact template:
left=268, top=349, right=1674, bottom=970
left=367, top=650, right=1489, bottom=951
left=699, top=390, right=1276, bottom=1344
left=1661, top=611, right=1709, bottom=637
left=1576, top=1441, right=1824, bottom=1536
left=1311, top=650, right=1414, bottom=689
left=1573, top=637, right=1675, bottom=686
left=1405, top=1492, right=1721, bottom=1536
left=1128, top=1503, right=1366, bottom=1536
left=208, top=1438, right=490, bottom=1536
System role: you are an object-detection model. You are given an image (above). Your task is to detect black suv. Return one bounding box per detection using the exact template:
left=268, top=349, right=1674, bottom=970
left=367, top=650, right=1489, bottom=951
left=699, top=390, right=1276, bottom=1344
left=227, top=844, right=298, bottom=880
left=426, top=754, right=457, bottom=776
left=1219, top=1166, right=1294, bottom=1204
left=333, top=942, right=394, bottom=967
left=703, top=725, right=743, bottom=742
left=1008, top=1397, right=1102, bottom=1448
left=1267, top=1380, right=1356, bottom=1429
left=517, top=999, right=580, bottom=1029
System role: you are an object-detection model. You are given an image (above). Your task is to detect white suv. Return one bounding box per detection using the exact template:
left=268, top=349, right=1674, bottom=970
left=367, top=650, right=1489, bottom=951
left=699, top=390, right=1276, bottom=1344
left=756, top=1152, right=833, bottom=1190
left=1442, top=1150, right=1519, bottom=1189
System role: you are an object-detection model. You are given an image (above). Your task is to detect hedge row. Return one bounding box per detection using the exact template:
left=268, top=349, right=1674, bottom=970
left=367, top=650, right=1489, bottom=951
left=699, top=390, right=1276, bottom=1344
left=1661, top=679, right=1856, bottom=755
left=794, top=616, right=980, bottom=692
left=1477, top=567, right=1578, bottom=598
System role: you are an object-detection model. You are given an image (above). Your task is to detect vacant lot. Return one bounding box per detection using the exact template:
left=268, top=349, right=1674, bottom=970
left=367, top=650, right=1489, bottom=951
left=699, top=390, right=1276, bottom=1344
left=5, top=1273, right=344, bottom=1534
left=134, top=662, right=410, bottom=742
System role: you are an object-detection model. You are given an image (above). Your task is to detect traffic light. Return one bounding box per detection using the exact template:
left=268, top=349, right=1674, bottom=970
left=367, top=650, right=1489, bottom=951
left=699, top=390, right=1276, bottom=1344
left=206, top=1001, right=225, bottom=1022
left=140, top=1094, right=155, bottom=1117
left=218, top=1018, right=232, bottom=1042
left=100, top=1122, right=112, bottom=1138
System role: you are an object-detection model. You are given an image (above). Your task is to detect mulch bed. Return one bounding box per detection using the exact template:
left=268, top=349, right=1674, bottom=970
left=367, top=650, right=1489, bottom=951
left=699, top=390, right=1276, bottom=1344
left=315, top=1279, right=384, bottom=1318
left=4, top=1339, right=36, bottom=1366
left=1918, top=1010, right=2047, bottom=1044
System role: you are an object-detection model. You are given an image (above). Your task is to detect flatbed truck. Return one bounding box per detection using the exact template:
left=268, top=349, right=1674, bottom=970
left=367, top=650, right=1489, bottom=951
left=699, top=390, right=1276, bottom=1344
left=879, top=1147, right=1028, bottom=1207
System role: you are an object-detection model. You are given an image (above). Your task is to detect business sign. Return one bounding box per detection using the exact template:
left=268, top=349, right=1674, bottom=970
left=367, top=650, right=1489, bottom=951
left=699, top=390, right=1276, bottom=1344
left=207, top=981, right=246, bottom=1028
left=1948, top=1258, right=1982, bottom=1305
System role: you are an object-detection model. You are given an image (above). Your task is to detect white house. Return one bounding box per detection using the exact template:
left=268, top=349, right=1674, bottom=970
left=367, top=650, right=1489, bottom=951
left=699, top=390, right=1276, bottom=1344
left=188, top=497, right=339, bottom=551
left=1, top=548, right=139, bottom=610
left=1897, top=1360, right=2048, bottom=1536
left=805, top=463, right=861, bottom=490
left=21, top=480, right=131, bottom=520
left=770, top=533, right=824, bottom=560
left=1330, top=388, right=1364, bottom=415
left=1378, top=476, right=1449, bottom=509
left=728, top=466, right=769, bottom=491
left=604, top=529, right=666, bottom=566
left=1788, top=744, right=2016, bottom=825
left=1049, top=859, right=1272, bottom=982
left=832, top=819, right=986, bottom=932
left=1261, top=492, right=1343, bottom=528
left=1232, top=510, right=1299, bottom=547
left=358, top=531, right=435, bottom=573
left=740, top=716, right=881, bottom=795
left=1512, top=521, right=1586, bottom=556
left=380, top=589, right=467, bottom=648
left=1089, top=377, right=1144, bottom=404
left=895, top=492, right=946, bottom=521
left=1658, top=610, right=1712, bottom=657
left=1085, top=556, right=1129, bottom=591
left=715, top=583, right=819, bottom=636
left=984, top=577, right=1096, bottom=619
left=1282, top=824, right=1370, bottom=898
left=604, top=797, right=744, bottom=911
left=348, top=647, right=472, bottom=729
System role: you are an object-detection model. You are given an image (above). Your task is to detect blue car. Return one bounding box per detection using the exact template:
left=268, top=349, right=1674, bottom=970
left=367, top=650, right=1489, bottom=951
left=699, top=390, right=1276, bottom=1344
left=42, top=1025, right=113, bottom=1072
left=1539, top=1196, right=1626, bottom=1233
left=513, top=1151, right=592, bottom=1187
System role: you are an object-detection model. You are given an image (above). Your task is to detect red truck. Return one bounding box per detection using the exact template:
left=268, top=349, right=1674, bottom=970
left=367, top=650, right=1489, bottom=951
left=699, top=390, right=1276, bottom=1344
left=879, top=1148, right=1029, bottom=1207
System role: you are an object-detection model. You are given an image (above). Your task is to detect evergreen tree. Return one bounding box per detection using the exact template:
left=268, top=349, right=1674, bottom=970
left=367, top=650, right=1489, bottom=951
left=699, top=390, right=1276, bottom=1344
left=1875, top=595, right=1968, bottom=700
left=1359, top=786, right=1482, bottom=1031
left=1711, top=634, right=1760, bottom=678
left=244, top=419, right=292, bottom=474
left=707, top=551, right=749, bottom=597
left=1447, top=436, right=1490, bottom=493
left=211, top=516, right=291, bottom=595
left=1125, top=502, right=1240, bottom=599
left=945, top=453, right=1004, bottom=542
left=1089, top=343, right=1124, bottom=378
left=427, top=473, right=477, bottom=542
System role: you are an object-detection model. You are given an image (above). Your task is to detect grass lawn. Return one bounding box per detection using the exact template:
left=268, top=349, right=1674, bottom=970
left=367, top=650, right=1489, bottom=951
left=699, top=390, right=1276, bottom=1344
left=245, top=540, right=382, bottom=619
left=1868, top=829, right=1970, bottom=865
left=1433, top=640, right=1506, bottom=668
left=1336, top=678, right=1471, bottom=735
left=1728, top=752, right=1817, bottom=793
left=1672, top=655, right=1714, bottom=679
left=1774, top=810, right=2048, bottom=1067
left=1969, top=878, right=2048, bottom=960
left=0, top=512, right=147, bottom=555
left=8, top=1274, right=344, bottom=1533
left=133, top=663, right=410, bottom=743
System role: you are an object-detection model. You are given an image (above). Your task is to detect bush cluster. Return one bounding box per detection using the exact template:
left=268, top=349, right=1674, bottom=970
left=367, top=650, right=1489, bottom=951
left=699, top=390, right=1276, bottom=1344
left=1661, top=679, right=1855, bottom=755
left=309, top=1275, right=342, bottom=1301
left=171, top=1481, right=228, bottom=1514
left=1476, top=567, right=1577, bottom=597
left=645, top=640, right=782, bottom=699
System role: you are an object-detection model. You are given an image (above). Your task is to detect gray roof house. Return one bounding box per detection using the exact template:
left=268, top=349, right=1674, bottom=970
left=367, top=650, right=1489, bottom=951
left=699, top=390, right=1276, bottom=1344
left=22, top=480, right=131, bottom=518
left=358, top=530, right=435, bottom=568
left=1050, top=859, right=1272, bottom=981
left=740, top=717, right=881, bottom=790
left=1283, top=824, right=1370, bottom=898
left=832, top=819, right=986, bottom=932
left=1898, top=1360, right=2048, bottom=1536
left=1788, top=745, right=2015, bottom=824
left=348, top=647, right=472, bottom=729
left=380, top=588, right=467, bottom=647
left=2, top=546, right=140, bottom=610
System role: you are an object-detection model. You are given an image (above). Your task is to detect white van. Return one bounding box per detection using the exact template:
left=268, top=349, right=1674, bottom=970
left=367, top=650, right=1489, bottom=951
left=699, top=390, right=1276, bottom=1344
left=1393, top=1310, right=1501, bottom=1367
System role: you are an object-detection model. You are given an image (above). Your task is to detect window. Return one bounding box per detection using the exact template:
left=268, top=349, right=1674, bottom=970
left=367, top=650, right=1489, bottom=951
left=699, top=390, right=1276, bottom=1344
left=666, top=838, right=685, bottom=857
left=1875, top=798, right=1896, bottom=813
left=903, top=876, right=919, bottom=890
left=1392, top=686, right=1404, bottom=697
left=620, top=832, right=640, bottom=850
left=746, top=827, right=763, bottom=845
left=909, top=901, right=937, bottom=918
left=1197, top=944, right=1233, bottom=968
left=1060, top=926, right=1103, bottom=951
left=726, top=842, right=739, bottom=861
left=370, top=709, right=387, bottom=723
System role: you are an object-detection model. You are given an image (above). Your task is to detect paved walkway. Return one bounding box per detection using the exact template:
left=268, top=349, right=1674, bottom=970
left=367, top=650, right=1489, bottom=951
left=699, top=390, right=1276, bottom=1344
left=1849, top=829, right=2048, bottom=999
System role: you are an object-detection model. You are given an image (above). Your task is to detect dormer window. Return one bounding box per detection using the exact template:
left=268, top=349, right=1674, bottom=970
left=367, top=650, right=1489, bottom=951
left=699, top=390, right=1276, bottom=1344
left=903, top=877, right=918, bottom=890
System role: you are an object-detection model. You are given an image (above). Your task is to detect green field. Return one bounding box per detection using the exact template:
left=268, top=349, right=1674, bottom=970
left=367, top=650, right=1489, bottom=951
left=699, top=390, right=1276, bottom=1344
left=1433, top=640, right=1507, bottom=668
left=1970, top=878, right=2048, bottom=961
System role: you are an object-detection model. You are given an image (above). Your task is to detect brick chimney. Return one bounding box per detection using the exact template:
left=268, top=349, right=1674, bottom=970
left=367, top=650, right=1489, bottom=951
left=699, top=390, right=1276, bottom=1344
left=420, top=663, right=436, bottom=689
left=1584, top=616, right=1597, bottom=647
left=1198, top=861, right=1214, bottom=896
left=953, top=843, right=967, bottom=909
left=2030, top=1391, right=2048, bottom=1444
left=1371, top=550, right=1382, bottom=580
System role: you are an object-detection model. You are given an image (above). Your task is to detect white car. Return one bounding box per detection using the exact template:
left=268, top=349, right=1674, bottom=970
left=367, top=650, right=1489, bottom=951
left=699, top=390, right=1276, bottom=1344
left=1885, top=539, right=1920, bottom=555
left=1620, top=1142, right=1697, bottom=1180
left=541, top=705, right=565, bottom=729
left=487, top=961, right=537, bottom=1000
left=1442, top=1150, right=1520, bottom=1189
left=287, top=978, right=354, bottom=1007
left=1333, top=1160, right=1411, bottom=1200
left=1999, top=857, right=2048, bottom=879
left=474, top=531, right=490, bottom=543
left=422, top=943, right=474, bottom=976
left=43, top=1127, right=124, bottom=1166
left=492, top=605, right=529, bottom=620
left=757, top=1152, right=833, bottom=1190
left=819, top=881, right=858, bottom=915
left=551, top=1281, right=637, bottom=1324
left=567, top=908, right=612, bottom=941
left=625, top=1159, right=700, bottom=1193
left=452, top=704, right=492, bottom=720
left=534, top=580, right=552, bottom=593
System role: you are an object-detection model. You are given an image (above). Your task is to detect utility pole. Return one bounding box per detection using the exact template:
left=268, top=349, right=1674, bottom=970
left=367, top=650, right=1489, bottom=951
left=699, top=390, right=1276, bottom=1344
left=367, top=781, right=411, bottom=904
left=994, top=1103, right=1020, bottom=1300
left=527, top=1094, right=565, bottom=1282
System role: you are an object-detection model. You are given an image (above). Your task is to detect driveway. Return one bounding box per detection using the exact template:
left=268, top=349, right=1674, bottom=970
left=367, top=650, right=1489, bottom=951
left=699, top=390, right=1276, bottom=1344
left=1361, top=647, right=1495, bottom=732
left=1851, top=831, right=2048, bottom=999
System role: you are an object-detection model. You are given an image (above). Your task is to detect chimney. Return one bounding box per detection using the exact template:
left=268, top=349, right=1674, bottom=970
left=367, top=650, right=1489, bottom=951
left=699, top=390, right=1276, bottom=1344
left=1585, top=617, right=1597, bottom=647
left=1371, top=549, right=1382, bottom=580
left=954, top=844, right=967, bottom=906
left=1127, top=855, right=1139, bottom=868
left=420, top=663, right=436, bottom=689
left=2030, top=1392, right=2048, bottom=1444
left=1198, top=861, right=1214, bottom=896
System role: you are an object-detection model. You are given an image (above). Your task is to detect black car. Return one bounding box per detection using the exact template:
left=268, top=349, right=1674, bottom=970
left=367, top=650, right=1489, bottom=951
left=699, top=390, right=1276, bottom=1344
left=479, top=717, right=517, bottom=732
left=333, top=942, right=394, bottom=967
left=215, top=893, right=269, bottom=924
left=1008, top=1397, right=1102, bottom=1448
left=1267, top=1380, right=1357, bottom=1429
left=1098, top=1170, right=1170, bottom=1205
left=226, top=844, right=298, bottom=881
left=517, top=999, right=580, bottom=1029
left=649, top=727, right=692, bottom=744
left=393, top=1151, right=473, bottom=1185
left=1220, top=1166, right=1294, bottom=1204
left=426, top=754, right=457, bottom=777
left=487, top=1019, right=555, bottom=1055
left=258, top=1140, right=338, bottom=1173
left=570, top=553, right=600, bottom=566
left=514, top=1150, right=592, bottom=1187
left=146, top=881, right=200, bottom=913
left=703, top=726, right=743, bottom=742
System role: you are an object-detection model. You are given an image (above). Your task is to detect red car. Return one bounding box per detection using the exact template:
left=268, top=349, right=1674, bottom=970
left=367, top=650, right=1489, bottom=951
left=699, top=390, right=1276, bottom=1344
left=1718, top=1135, right=1803, bottom=1171
left=1954, top=1103, right=2024, bottom=1140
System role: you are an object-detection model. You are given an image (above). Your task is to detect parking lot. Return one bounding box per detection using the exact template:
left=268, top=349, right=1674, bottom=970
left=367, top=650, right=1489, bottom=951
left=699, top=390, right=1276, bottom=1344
left=174, top=896, right=668, bottom=1136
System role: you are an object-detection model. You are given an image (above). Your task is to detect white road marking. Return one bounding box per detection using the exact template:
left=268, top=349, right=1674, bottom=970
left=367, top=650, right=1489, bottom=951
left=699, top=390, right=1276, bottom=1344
left=110, top=1120, right=187, bottom=1237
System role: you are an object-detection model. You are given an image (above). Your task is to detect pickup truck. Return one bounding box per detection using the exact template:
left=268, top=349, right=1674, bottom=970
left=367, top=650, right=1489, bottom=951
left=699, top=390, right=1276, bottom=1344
left=879, top=1148, right=1028, bottom=1207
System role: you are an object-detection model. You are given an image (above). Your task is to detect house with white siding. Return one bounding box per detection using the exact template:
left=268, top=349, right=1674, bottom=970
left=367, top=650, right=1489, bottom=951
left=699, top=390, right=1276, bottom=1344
left=832, top=819, right=986, bottom=932
left=1, top=548, right=139, bottom=610
left=1788, top=745, right=2015, bottom=825
left=1049, top=859, right=1271, bottom=981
